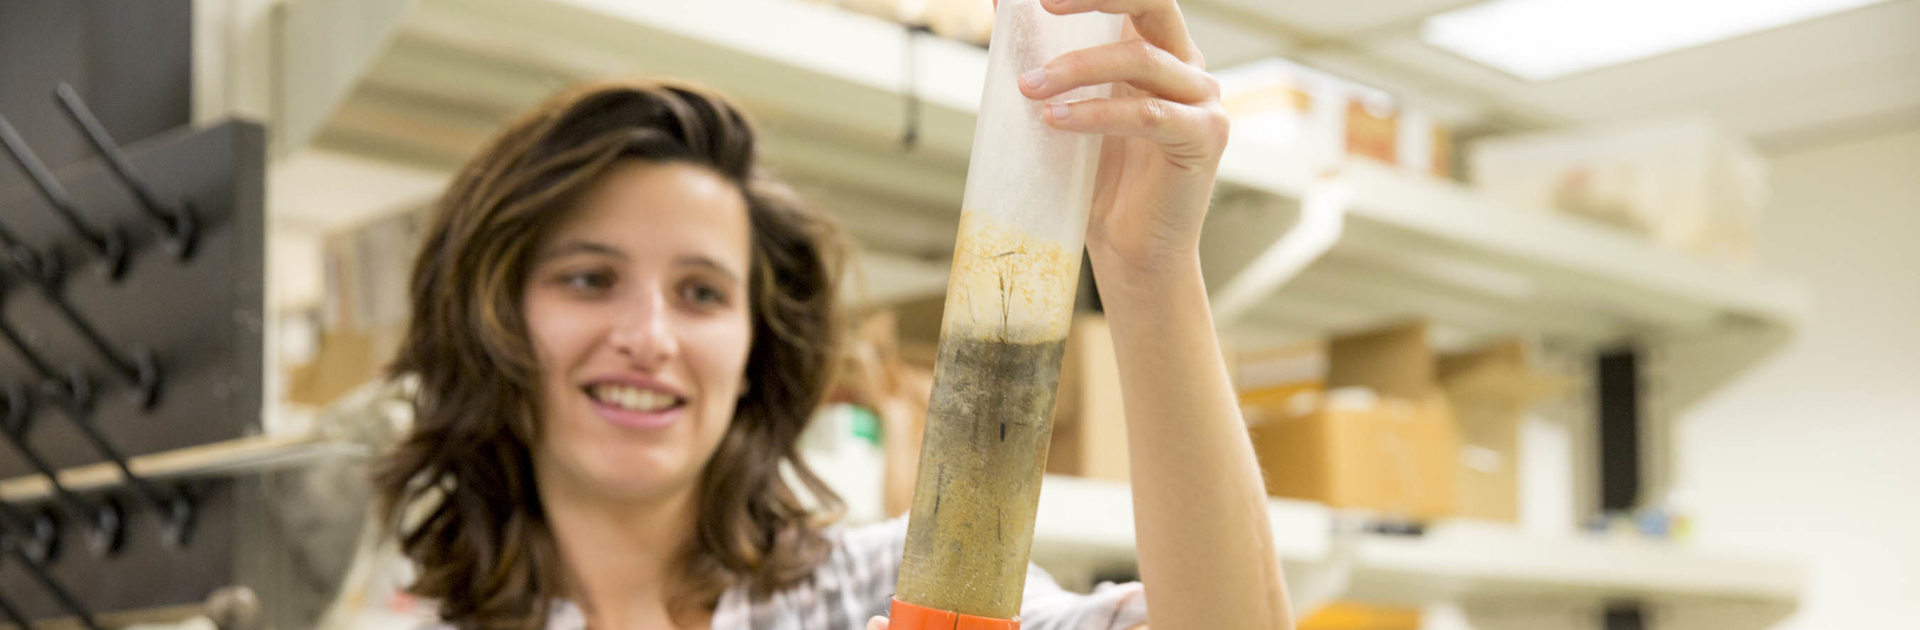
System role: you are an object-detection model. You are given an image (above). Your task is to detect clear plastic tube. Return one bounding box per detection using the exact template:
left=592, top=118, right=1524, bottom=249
left=894, top=0, right=1124, bottom=621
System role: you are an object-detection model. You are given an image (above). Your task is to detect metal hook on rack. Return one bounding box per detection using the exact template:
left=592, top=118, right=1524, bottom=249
left=55, top=84, right=200, bottom=260
left=0, top=495, right=60, bottom=565
left=0, top=113, right=130, bottom=280
left=39, top=293, right=160, bottom=409
left=0, top=212, right=62, bottom=290
left=0, top=395, right=123, bottom=556
left=0, top=302, right=93, bottom=412
left=0, top=269, right=160, bottom=409
left=2, top=383, right=193, bottom=549
left=0, top=499, right=60, bottom=565
left=0, top=591, right=33, bottom=630
left=0, top=521, right=105, bottom=630
left=0, top=589, right=31, bottom=630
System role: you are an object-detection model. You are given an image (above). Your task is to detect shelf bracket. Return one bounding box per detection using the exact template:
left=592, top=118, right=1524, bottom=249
left=1211, top=171, right=1351, bottom=325
left=1287, top=514, right=1360, bottom=618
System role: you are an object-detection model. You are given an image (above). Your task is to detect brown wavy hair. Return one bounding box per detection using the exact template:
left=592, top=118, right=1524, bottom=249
left=374, top=79, right=848, bottom=630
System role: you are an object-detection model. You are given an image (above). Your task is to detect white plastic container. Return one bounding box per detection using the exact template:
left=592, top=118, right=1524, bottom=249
left=1217, top=57, right=1348, bottom=171
left=1468, top=116, right=1768, bottom=268
left=1217, top=57, right=1454, bottom=179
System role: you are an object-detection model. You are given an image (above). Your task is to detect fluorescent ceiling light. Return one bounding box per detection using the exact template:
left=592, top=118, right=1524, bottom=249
left=1421, top=0, right=1893, bottom=81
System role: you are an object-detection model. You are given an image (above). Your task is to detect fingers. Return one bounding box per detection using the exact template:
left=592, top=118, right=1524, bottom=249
left=1044, top=97, right=1230, bottom=162
left=868, top=616, right=890, bottom=630
left=1020, top=38, right=1217, bottom=104
left=1040, top=0, right=1202, bottom=66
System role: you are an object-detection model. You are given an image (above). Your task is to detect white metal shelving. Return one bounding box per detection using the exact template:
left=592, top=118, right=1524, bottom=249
left=232, top=0, right=1806, bottom=354
left=184, top=0, right=1811, bottom=623
left=1027, top=476, right=1802, bottom=630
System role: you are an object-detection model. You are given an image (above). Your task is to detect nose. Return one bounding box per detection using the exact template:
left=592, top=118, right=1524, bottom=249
left=608, top=285, right=678, bottom=370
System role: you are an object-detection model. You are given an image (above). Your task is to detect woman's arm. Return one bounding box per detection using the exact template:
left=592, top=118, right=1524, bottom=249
left=1091, top=252, right=1289, bottom=630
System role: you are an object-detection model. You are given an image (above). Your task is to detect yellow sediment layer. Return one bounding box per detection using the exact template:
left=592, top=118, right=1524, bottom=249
left=941, top=210, right=1081, bottom=344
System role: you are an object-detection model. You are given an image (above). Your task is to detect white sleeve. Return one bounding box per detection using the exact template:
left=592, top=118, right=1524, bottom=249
left=839, top=516, right=1148, bottom=630
left=1018, top=563, right=1149, bottom=630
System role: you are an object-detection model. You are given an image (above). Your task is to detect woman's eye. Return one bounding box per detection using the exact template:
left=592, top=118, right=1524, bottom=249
left=562, top=270, right=614, bottom=293
left=682, top=282, right=727, bottom=306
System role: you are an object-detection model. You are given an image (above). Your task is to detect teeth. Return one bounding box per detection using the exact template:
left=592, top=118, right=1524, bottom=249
left=591, top=384, right=679, bottom=413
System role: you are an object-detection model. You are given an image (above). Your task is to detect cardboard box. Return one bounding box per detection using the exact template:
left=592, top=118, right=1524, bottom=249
left=1047, top=316, right=1130, bottom=482
left=1325, top=321, right=1435, bottom=399
left=1231, top=340, right=1326, bottom=428
left=1049, top=321, right=1335, bottom=483
left=1345, top=96, right=1398, bottom=165
left=1438, top=339, right=1566, bottom=523
left=1249, top=321, right=1459, bottom=519
left=285, top=323, right=405, bottom=408
left=1251, top=391, right=1457, bottom=519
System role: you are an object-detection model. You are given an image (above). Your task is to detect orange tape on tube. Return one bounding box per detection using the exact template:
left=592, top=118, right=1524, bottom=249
left=889, top=598, right=1021, bottom=630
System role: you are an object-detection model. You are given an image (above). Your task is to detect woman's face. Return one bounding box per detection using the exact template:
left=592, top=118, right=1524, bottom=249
left=523, top=160, right=754, bottom=504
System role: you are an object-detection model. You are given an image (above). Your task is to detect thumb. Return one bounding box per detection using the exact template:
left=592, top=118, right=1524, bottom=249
left=867, top=616, right=890, bottom=630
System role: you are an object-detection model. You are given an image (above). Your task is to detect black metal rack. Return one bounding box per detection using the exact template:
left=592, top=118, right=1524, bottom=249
left=0, top=83, right=264, bottom=625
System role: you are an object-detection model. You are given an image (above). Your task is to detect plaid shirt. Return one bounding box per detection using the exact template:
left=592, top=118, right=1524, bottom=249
left=440, top=516, right=1148, bottom=630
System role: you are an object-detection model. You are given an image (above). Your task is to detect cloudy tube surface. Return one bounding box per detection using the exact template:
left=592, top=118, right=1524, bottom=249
left=894, top=0, right=1123, bottom=620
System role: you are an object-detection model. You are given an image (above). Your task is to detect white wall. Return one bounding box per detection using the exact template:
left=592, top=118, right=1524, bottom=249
left=1673, top=126, right=1920, bottom=629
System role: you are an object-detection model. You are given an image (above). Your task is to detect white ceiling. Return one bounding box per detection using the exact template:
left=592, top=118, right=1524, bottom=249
left=1183, top=0, right=1920, bottom=149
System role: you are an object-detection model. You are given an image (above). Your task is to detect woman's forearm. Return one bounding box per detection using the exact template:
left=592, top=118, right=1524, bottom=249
left=1089, top=249, right=1291, bottom=630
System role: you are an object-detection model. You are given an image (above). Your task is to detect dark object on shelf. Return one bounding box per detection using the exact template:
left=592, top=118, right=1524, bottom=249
left=1597, top=348, right=1642, bottom=512
left=1363, top=519, right=1428, bottom=537
left=1605, top=603, right=1647, bottom=630
left=900, top=23, right=934, bottom=151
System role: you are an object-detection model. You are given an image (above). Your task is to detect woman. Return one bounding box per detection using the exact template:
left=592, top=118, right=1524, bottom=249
left=375, top=0, right=1287, bottom=628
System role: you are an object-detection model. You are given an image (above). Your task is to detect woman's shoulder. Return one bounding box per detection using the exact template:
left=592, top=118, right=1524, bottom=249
left=799, top=514, right=910, bottom=593
left=824, top=514, right=910, bottom=563
left=708, top=515, right=905, bottom=627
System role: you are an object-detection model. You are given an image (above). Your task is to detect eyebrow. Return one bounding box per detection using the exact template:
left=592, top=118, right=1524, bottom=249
left=535, top=240, right=625, bottom=263
left=535, top=239, right=742, bottom=284
left=677, top=255, right=743, bottom=285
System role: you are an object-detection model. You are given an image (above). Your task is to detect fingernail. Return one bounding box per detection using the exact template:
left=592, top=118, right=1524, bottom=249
left=1048, top=102, right=1070, bottom=121
left=1020, top=68, right=1048, bottom=91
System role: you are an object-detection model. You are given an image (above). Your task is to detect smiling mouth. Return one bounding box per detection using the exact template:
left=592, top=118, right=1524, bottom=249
left=585, top=383, right=686, bottom=413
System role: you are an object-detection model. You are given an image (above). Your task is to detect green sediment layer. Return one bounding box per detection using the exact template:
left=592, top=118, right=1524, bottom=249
left=896, top=335, right=1070, bottom=619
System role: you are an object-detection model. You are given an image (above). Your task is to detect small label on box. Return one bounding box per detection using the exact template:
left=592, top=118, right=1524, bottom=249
left=1461, top=444, right=1505, bottom=474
